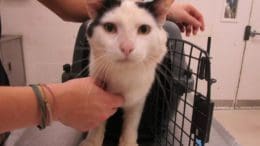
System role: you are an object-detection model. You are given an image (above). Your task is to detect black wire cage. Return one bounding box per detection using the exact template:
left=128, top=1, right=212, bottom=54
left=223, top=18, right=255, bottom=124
left=62, top=31, right=215, bottom=146
left=152, top=38, right=215, bottom=146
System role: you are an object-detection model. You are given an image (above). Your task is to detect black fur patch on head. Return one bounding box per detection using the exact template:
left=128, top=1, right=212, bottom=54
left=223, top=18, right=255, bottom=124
left=87, top=0, right=121, bottom=37
left=136, top=1, right=158, bottom=19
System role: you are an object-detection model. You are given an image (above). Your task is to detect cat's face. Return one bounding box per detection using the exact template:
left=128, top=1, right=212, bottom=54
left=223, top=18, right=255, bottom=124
left=87, top=0, right=174, bottom=67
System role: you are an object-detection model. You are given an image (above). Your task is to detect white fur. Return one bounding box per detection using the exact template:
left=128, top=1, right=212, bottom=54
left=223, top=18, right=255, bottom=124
left=80, top=1, right=168, bottom=146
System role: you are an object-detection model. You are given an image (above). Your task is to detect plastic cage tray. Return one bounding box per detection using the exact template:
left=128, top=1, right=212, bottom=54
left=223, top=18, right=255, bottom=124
left=62, top=38, right=215, bottom=146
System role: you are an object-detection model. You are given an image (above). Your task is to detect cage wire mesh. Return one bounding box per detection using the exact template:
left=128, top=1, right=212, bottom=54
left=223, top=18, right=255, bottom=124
left=152, top=38, right=215, bottom=146
left=62, top=38, right=215, bottom=146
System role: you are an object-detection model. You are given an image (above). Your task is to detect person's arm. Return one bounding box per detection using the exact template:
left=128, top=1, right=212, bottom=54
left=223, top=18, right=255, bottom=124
left=37, top=0, right=89, bottom=22
left=0, top=86, right=42, bottom=133
left=0, top=77, right=123, bottom=133
left=37, top=0, right=205, bottom=32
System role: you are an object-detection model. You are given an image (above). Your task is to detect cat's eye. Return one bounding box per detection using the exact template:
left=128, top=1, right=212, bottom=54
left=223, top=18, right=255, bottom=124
left=138, top=24, right=151, bottom=35
left=103, top=23, right=117, bottom=33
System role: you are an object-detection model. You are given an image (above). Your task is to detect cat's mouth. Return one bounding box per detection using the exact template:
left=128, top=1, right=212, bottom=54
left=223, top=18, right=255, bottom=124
left=117, top=58, right=132, bottom=63
left=116, top=56, right=139, bottom=64
left=114, top=54, right=144, bottom=64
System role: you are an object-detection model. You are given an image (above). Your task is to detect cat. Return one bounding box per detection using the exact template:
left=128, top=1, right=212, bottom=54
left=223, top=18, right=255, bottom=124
left=80, top=0, right=174, bottom=146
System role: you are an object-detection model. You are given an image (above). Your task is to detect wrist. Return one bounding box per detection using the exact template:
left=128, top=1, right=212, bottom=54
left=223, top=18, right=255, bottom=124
left=44, top=83, right=65, bottom=121
left=166, top=3, right=184, bottom=23
left=167, top=3, right=176, bottom=22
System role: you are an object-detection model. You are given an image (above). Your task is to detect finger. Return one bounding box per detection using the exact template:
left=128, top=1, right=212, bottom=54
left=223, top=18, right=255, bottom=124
left=101, top=108, right=118, bottom=122
left=187, top=5, right=205, bottom=31
left=108, top=108, right=118, bottom=117
left=185, top=25, right=192, bottom=37
left=193, top=13, right=205, bottom=31
left=177, top=23, right=185, bottom=32
left=199, top=16, right=205, bottom=31
left=110, top=94, right=124, bottom=108
left=184, top=13, right=201, bottom=29
left=192, top=26, right=199, bottom=35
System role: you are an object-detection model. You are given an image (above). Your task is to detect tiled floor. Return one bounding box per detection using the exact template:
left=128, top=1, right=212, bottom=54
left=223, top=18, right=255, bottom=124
left=214, top=110, right=260, bottom=146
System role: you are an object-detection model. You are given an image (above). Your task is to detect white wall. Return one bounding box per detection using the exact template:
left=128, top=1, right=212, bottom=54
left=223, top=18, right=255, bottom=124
left=1, top=0, right=80, bottom=84
left=178, top=0, right=252, bottom=100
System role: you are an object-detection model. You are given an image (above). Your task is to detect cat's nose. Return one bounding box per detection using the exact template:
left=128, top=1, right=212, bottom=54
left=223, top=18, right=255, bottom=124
left=120, top=41, right=134, bottom=57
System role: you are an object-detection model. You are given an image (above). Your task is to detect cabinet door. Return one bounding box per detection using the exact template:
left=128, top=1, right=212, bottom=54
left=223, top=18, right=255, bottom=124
left=0, top=39, right=26, bottom=86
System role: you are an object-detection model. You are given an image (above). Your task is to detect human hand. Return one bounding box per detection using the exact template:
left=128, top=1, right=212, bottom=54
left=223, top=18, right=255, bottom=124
left=167, top=3, right=205, bottom=36
left=49, top=77, right=124, bottom=131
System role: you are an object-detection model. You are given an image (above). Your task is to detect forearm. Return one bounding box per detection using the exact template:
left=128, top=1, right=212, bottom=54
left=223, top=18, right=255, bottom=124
left=38, top=0, right=89, bottom=22
left=0, top=77, right=124, bottom=132
left=0, top=86, right=41, bottom=133
left=0, top=84, right=63, bottom=133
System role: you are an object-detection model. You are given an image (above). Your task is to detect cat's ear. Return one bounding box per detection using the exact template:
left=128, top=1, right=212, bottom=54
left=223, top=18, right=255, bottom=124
left=142, top=0, right=175, bottom=26
left=86, top=0, right=103, bottom=18
left=86, top=0, right=122, bottom=19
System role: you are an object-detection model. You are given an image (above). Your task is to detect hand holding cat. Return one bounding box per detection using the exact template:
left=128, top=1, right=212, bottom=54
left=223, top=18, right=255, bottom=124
left=50, top=77, right=124, bottom=131
left=167, top=3, right=205, bottom=36
left=0, top=77, right=123, bottom=133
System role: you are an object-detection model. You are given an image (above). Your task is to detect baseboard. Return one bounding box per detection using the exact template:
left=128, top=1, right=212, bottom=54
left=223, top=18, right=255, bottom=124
left=213, top=99, right=260, bottom=108
left=236, top=100, right=260, bottom=108
left=213, top=100, right=233, bottom=107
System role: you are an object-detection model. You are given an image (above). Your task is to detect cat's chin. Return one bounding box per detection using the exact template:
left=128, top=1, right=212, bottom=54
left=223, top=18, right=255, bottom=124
left=116, top=58, right=138, bottom=64
left=117, top=59, right=131, bottom=63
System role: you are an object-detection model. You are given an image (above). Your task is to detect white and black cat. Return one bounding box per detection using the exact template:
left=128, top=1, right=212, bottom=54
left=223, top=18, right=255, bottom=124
left=80, top=0, right=174, bottom=146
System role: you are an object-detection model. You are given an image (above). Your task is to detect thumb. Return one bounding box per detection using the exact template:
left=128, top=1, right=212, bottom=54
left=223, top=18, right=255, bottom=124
left=101, top=90, right=124, bottom=108
left=109, top=94, right=124, bottom=108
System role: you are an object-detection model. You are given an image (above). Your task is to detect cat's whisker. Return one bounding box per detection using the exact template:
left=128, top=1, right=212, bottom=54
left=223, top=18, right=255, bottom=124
left=141, top=57, right=173, bottom=114
left=97, top=61, right=110, bottom=82
left=102, top=62, right=112, bottom=87
left=154, top=73, right=172, bottom=112
left=144, top=55, right=168, bottom=68
left=141, top=60, right=172, bottom=93
left=91, top=56, right=109, bottom=78
left=86, top=57, right=111, bottom=96
left=75, top=54, right=107, bottom=78
left=75, top=64, right=89, bottom=78
left=86, top=64, right=105, bottom=95
left=157, top=63, right=173, bottom=77
left=92, top=55, right=113, bottom=85
left=156, top=66, right=172, bottom=81
left=154, top=73, right=167, bottom=97
left=156, top=68, right=174, bottom=93
left=93, top=54, right=109, bottom=64
left=144, top=55, right=174, bottom=89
